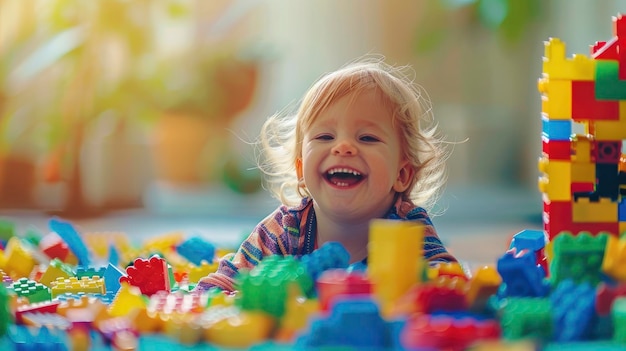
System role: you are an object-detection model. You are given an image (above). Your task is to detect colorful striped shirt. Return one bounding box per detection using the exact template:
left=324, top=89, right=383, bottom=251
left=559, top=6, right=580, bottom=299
left=195, top=196, right=456, bottom=292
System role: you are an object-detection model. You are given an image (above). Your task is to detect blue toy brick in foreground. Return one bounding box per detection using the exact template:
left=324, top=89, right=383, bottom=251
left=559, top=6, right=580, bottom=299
left=497, top=249, right=549, bottom=298
left=509, top=229, right=546, bottom=252
left=550, top=279, right=596, bottom=342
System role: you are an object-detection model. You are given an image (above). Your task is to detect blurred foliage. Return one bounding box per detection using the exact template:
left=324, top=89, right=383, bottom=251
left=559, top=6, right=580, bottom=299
left=415, top=0, right=546, bottom=52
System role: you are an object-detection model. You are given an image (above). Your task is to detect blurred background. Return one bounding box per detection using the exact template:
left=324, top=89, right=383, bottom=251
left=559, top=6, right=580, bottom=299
left=0, top=0, right=625, bottom=264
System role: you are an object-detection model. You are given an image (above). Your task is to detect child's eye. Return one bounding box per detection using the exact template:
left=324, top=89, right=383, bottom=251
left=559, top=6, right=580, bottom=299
left=360, top=135, right=380, bottom=142
left=315, top=134, right=334, bottom=141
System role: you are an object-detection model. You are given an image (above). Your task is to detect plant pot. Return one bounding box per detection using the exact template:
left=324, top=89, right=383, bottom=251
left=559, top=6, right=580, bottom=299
left=151, top=112, right=226, bottom=185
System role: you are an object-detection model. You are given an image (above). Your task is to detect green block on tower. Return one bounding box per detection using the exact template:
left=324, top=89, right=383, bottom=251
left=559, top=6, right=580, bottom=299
left=595, top=60, right=626, bottom=100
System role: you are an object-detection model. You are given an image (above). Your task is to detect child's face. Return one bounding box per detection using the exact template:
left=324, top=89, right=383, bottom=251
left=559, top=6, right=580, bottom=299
left=301, top=88, right=413, bottom=220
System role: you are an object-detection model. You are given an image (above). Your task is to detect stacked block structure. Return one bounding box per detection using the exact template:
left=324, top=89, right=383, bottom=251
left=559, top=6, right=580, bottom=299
left=538, top=13, right=626, bottom=240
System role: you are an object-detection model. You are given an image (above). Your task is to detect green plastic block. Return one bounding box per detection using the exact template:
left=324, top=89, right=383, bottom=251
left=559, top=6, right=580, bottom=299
left=595, top=60, right=626, bottom=100
left=550, top=232, right=608, bottom=287
left=500, top=297, right=552, bottom=341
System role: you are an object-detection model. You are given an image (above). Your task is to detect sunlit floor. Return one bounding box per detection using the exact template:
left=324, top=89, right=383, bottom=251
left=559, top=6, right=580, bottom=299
left=0, top=183, right=543, bottom=271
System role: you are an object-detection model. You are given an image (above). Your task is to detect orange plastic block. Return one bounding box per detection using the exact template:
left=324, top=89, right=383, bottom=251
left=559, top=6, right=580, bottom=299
left=368, top=219, right=423, bottom=316
left=50, top=276, right=105, bottom=298
left=603, top=235, right=626, bottom=282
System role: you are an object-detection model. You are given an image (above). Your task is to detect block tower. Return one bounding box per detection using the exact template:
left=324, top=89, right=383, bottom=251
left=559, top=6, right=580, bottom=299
left=538, top=14, right=626, bottom=241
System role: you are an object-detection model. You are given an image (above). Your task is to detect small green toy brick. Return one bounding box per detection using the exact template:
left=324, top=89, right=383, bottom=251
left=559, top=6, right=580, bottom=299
left=9, top=278, right=51, bottom=304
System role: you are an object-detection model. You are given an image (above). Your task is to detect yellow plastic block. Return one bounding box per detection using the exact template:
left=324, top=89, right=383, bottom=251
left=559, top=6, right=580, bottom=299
left=538, top=77, right=572, bottom=120
left=186, top=261, right=219, bottom=284
left=537, top=158, right=572, bottom=201
left=83, top=231, right=131, bottom=259
left=590, top=120, right=626, bottom=141
left=542, top=38, right=595, bottom=80
left=465, top=266, right=502, bottom=310
left=369, top=219, right=423, bottom=317
left=602, top=235, right=626, bottom=282
left=50, top=276, right=105, bottom=297
left=4, top=237, right=37, bottom=280
left=203, top=310, right=275, bottom=348
left=573, top=198, right=618, bottom=223
left=108, top=282, right=147, bottom=317
left=571, top=134, right=592, bottom=163
left=39, top=262, right=72, bottom=287
left=275, top=284, right=319, bottom=343
left=620, top=222, right=626, bottom=237
left=571, top=162, right=595, bottom=183
left=143, top=231, right=185, bottom=254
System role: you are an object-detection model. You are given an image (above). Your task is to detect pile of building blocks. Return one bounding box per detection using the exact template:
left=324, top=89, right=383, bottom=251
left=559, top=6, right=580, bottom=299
left=2, top=13, right=626, bottom=351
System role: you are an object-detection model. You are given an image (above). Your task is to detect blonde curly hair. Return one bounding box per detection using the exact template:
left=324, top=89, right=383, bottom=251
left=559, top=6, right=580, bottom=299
left=256, top=56, right=450, bottom=212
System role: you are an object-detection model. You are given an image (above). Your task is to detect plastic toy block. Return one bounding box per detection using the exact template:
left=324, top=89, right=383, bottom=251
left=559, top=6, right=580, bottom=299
left=202, top=308, right=275, bottom=349
left=10, top=278, right=51, bottom=303
left=538, top=77, right=572, bottom=119
left=39, top=258, right=74, bottom=287
left=594, top=141, right=622, bottom=164
left=541, top=116, right=572, bottom=141
left=176, top=237, right=216, bottom=266
left=571, top=162, right=596, bottom=183
left=20, top=311, right=71, bottom=329
left=465, top=266, right=501, bottom=313
left=596, top=283, right=626, bottom=316
left=7, top=325, right=67, bottom=350
left=500, top=297, right=552, bottom=340
left=551, top=279, right=596, bottom=341
left=82, top=231, right=131, bottom=260
left=497, top=248, right=550, bottom=298
left=235, top=255, right=313, bottom=318
left=427, top=261, right=468, bottom=281
left=573, top=198, right=618, bottom=223
left=550, top=231, right=609, bottom=286
left=542, top=137, right=571, bottom=160
left=299, top=241, right=350, bottom=284
left=120, top=255, right=171, bottom=297
left=161, top=312, right=202, bottom=345
left=542, top=38, right=595, bottom=80
left=148, top=290, right=209, bottom=315
left=15, top=300, right=60, bottom=324
left=75, top=266, right=106, bottom=280
left=571, top=134, right=593, bottom=163
left=401, top=314, right=500, bottom=351
left=538, top=158, right=572, bottom=201
left=0, top=219, right=15, bottom=242
left=595, top=60, right=626, bottom=100
left=368, top=219, right=423, bottom=317
left=143, top=231, right=185, bottom=254
left=0, top=269, right=11, bottom=287
left=592, top=37, right=619, bottom=60
left=103, top=263, right=124, bottom=294
left=39, top=232, right=71, bottom=262
left=3, top=237, right=37, bottom=280
left=510, top=229, right=546, bottom=252
left=612, top=297, right=626, bottom=342
left=50, top=276, right=105, bottom=298
left=107, top=282, right=148, bottom=317
left=316, top=269, right=372, bottom=311
left=49, top=217, right=90, bottom=266
left=0, top=283, right=10, bottom=336
left=572, top=80, right=620, bottom=121
left=295, top=296, right=389, bottom=350
left=396, top=276, right=467, bottom=316
left=589, top=119, right=626, bottom=141
left=54, top=291, right=116, bottom=305
left=275, top=284, right=320, bottom=342
left=619, top=198, right=626, bottom=221
left=602, top=235, right=626, bottom=281
left=185, top=261, right=219, bottom=284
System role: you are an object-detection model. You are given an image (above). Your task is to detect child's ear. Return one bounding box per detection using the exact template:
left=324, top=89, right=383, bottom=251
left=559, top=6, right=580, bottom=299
left=393, top=161, right=414, bottom=192
left=296, top=158, right=303, bottom=179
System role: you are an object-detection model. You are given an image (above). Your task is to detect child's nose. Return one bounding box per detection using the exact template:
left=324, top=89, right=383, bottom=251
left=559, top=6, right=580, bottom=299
left=332, top=140, right=357, bottom=156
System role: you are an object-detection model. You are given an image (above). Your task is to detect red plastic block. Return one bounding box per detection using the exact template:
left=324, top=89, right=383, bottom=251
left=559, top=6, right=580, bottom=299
left=594, top=141, right=622, bottom=164
left=595, top=283, right=626, bottom=316
left=571, top=81, right=619, bottom=121
left=542, top=137, right=571, bottom=160
left=316, top=269, right=372, bottom=312
left=543, top=198, right=619, bottom=238
left=592, top=38, right=618, bottom=60
left=401, top=314, right=500, bottom=351
left=571, top=182, right=595, bottom=193
left=120, top=256, right=171, bottom=296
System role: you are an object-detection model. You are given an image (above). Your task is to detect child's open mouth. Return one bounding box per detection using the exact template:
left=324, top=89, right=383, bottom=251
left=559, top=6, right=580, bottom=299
left=324, top=167, right=364, bottom=188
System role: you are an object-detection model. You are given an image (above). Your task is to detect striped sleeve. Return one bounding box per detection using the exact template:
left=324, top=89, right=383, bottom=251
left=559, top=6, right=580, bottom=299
left=403, top=206, right=458, bottom=263
left=195, top=206, right=292, bottom=292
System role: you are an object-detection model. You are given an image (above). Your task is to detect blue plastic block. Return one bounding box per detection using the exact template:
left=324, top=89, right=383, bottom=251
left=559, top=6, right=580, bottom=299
left=299, top=241, right=350, bottom=283
left=619, top=198, right=626, bottom=222
left=542, top=116, right=572, bottom=141
left=49, top=218, right=90, bottom=266
left=509, top=229, right=546, bottom=252
left=75, top=266, right=106, bottom=279
left=103, top=263, right=124, bottom=294
left=7, top=325, right=67, bottom=351
left=497, top=250, right=550, bottom=298
left=176, top=237, right=215, bottom=266
left=108, top=243, right=120, bottom=267
left=296, top=296, right=390, bottom=350
left=551, top=279, right=596, bottom=342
